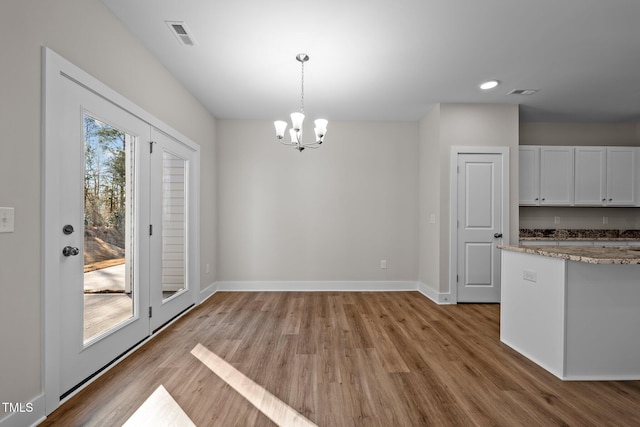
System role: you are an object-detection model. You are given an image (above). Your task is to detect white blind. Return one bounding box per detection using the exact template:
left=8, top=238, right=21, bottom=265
left=162, top=151, right=186, bottom=291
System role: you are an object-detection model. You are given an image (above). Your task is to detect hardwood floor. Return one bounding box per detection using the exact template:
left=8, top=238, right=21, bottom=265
left=41, top=292, right=640, bottom=426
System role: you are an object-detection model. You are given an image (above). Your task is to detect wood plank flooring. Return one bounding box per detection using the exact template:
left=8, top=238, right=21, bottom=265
left=41, top=292, right=640, bottom=426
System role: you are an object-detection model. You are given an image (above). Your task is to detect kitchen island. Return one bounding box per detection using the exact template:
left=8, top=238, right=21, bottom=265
left=499, top=244, right=640, bottom=380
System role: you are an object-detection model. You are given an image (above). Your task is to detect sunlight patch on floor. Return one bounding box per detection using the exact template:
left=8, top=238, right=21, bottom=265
left=191, top=343, right=317, bottom=427
left=123, top=384, right=196, bottom=427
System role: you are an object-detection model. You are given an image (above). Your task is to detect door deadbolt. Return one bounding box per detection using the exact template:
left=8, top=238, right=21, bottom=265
left=62, top=246, right=80, bottom=257
left=62, top=224, right=74, bottom=235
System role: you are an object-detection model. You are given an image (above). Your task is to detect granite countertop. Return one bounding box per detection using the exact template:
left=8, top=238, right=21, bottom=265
left=499, top=244, right=640, bottom=265
left=519, top=229, right=640, bottom=241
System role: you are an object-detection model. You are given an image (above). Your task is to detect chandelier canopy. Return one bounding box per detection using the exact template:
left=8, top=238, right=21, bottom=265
left=274, top=53, right=328, bottom=152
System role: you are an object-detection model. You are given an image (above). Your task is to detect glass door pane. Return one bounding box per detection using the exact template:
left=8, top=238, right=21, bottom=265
left=149, top=127, right=196, bottom=331
left=161, top=151, right=187, bottom=300
left=83, top=115, right=135, bottom=343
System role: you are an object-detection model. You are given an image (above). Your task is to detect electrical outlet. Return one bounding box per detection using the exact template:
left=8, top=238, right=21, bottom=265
left=554, top=216, right=560, bottom=225
left=603, top=216, right=609, bottom=225
left=205, top=263, right=210, bottom=274
left=380, top=260, right=387, bottom=269
left=523, top=269, right=537, bottom=282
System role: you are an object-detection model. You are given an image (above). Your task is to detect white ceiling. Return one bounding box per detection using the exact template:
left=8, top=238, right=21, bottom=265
left=101, top=0, right=640, bottom=123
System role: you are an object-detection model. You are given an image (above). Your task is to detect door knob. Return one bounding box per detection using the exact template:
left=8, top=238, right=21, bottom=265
left=494, top=233, right=503, bottom=238
left=62, top=246, right=80, bottom=257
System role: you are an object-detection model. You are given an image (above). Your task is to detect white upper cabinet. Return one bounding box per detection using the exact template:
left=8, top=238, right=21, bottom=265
left=539, top=147, right=574, bottom=205
left=574, top=147, right=637, bottom=206
left=519, top=146, right=575, bottom=206
left=606, top=147, right=637, bottom=206
left=519, top=146, right=540, bottom=205
left=574, top=147, right=606, bottom=205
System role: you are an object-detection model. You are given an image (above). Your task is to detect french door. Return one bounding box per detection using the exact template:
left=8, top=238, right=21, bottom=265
left=44, top=49, right=198, bottom=409
left=56, top=75, right=152, bottom=395
left=149, top=128, right=197, bottom=331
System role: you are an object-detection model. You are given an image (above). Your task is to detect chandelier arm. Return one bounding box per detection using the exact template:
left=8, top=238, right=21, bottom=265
left=301, top=137, right=324, bottom=146
left=300, top=141, right=322, bottom=148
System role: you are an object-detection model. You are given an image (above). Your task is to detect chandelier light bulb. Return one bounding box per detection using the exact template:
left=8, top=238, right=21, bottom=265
left=314, top=119, right=327, bottom=134
left=290, top=112, right=305, bottom=131
left=314, top=119, right=328, bottom=142
left=274, top=120, right=287, bottom=139
left=289, top=128, right=299, bottom=144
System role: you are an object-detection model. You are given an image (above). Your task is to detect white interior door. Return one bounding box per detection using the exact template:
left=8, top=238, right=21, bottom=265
left=149, top=128, right=198, bottom=330
left=55, top=74, right=151, bottom=396
left=456, top=153, right=505, bottom=303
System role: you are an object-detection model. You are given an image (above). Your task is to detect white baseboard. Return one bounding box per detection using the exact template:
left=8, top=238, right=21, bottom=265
left=198, top=282, right=218, bottom=303
left=0, top=393, right=45, bottom=427
left=214, top=281, right=419, bottom=292
left=417, top=282, right=453, bottom=304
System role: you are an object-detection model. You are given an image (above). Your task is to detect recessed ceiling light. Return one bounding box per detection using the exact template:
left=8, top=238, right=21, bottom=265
left=479, top=80, right=500, bottom=90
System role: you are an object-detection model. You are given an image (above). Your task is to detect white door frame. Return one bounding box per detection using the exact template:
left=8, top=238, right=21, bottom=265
left=449, top=146, right=509, bottom=304
left=43, top=48, right=200, bottom=414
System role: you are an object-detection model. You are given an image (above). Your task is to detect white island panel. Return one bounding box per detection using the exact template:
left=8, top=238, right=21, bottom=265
left=500, top=250, right=567, bottom=378
left=565, top=262, right=640, bottom=380
left=500, top=244, right=640, bottom=380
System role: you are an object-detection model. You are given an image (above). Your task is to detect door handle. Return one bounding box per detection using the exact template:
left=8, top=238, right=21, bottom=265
left=493, top=233, right=503, bottom=238
left=62, top=246, right=80, bottom=257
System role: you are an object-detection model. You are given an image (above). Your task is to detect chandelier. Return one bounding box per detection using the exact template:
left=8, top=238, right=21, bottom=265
left=274, top=53, right=328, bottom=152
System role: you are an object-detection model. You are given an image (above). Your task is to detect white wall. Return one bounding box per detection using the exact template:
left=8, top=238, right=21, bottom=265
left=0, top=0, right=216, bottom=419
left=520, top=122, right=639, bottom=146
left=419, top=104, right=519, bottom=294
left=519, top=122, right=640, bottom=229
left=520, top=207, right=640, bottom=230
left=418, top=106, right=441, bottom=290
left=216, top=120, right=419, bottom=282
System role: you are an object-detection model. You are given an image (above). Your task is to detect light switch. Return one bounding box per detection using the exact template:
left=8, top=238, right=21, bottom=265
left=0, top=207, right=15, bottom=233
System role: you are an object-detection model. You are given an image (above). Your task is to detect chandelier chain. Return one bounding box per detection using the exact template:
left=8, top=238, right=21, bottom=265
left=300, top=59, right=305, bottom=114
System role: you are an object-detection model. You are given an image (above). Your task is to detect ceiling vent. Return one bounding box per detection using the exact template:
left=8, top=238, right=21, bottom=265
left=507, top=89, right=539, bottom=95
left=165, top=21, right=197, bottom=46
